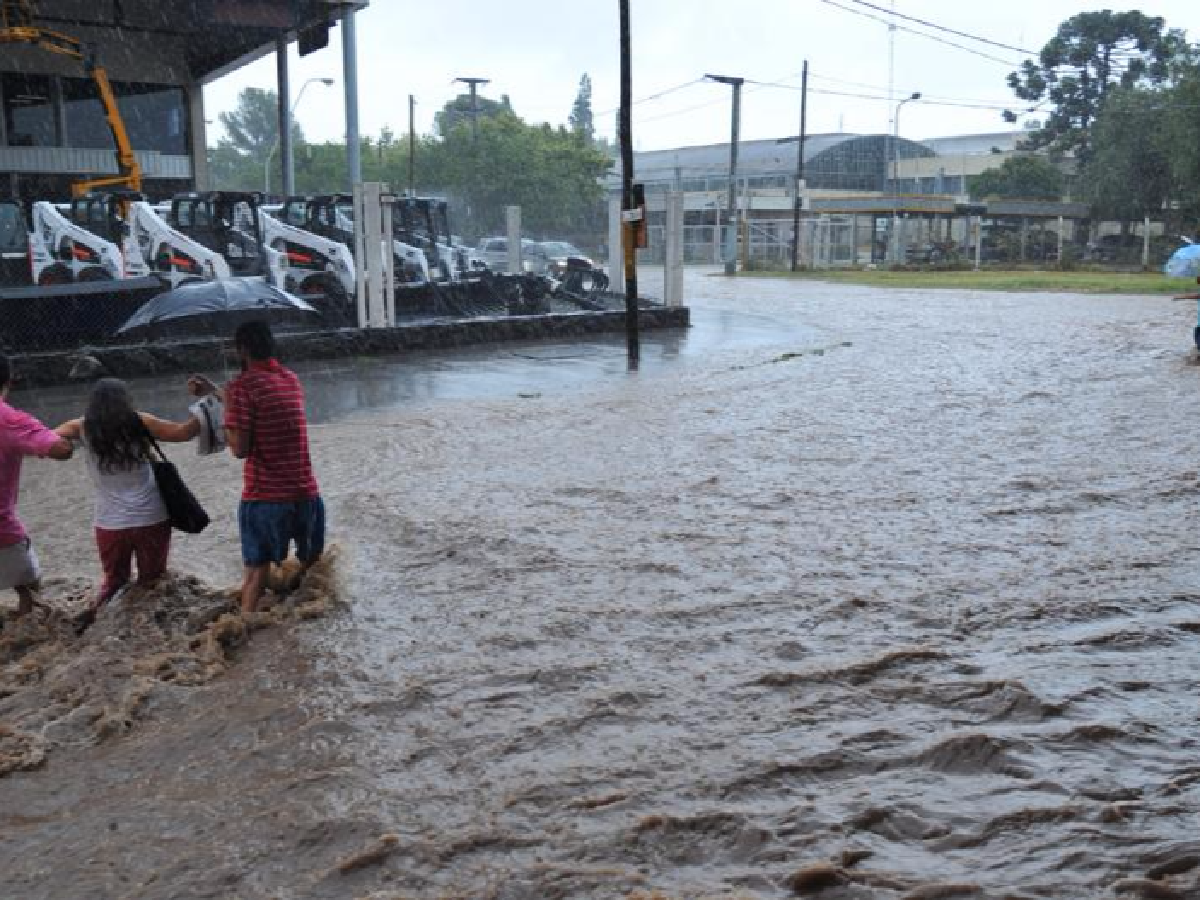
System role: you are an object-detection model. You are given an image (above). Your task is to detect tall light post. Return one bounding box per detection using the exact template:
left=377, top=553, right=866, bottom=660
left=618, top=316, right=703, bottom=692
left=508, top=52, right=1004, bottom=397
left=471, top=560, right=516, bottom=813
left=891, top=91, right=920, bottom=263
left=454, top=76, right=491, bottom=142
left=265, top=76, right=334, bottom=197
left=454, top=76, right=490, bottom=235
left=706, top=73, right=743, bottom=275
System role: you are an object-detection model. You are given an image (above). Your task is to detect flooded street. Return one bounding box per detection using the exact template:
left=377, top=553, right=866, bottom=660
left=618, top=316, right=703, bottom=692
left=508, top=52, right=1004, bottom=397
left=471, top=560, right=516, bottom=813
left=5, top=270, right=1200, bottom=898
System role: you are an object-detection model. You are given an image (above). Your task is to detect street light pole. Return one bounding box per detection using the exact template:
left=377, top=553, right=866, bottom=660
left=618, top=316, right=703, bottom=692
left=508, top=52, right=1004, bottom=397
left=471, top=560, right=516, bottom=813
left=790, top=60, right=808, bottom=272
left=891, top=91, right=920, bottom=264
left=706, top=74, right=744, bottom=276
left=454, top=76, right=490, bottom=235
left=265, top=76, right=334, bottom=197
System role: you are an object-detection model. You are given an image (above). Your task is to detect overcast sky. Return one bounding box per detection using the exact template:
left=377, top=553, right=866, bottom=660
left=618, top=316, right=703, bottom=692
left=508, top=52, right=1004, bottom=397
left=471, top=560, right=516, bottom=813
left=203, top=1, right=1197, bottom=151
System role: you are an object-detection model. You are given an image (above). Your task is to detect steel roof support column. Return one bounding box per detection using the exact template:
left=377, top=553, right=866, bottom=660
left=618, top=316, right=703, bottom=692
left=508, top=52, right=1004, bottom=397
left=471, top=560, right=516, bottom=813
left=342, top=7, right=361, bottom=191
left=276, top=35, right=292, bottom=197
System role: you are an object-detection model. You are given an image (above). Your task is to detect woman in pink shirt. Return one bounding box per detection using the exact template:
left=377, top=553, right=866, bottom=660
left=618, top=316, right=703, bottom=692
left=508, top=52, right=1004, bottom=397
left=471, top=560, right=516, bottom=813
left=0, top=355, right=73, bottom=619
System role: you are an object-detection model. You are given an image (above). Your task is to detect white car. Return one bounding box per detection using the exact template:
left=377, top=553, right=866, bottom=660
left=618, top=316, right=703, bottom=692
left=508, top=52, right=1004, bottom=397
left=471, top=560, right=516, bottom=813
left=476, top=236, right=546, bottom=273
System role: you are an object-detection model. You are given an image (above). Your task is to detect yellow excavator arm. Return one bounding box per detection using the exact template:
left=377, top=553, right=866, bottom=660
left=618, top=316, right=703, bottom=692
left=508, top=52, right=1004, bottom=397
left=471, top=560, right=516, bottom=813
left=0, top=0, right=143, bottom=197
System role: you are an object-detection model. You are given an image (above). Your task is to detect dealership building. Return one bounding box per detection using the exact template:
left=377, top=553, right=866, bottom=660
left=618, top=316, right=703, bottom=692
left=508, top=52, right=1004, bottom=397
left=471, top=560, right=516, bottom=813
left=0, top=0, right=366, bottom=201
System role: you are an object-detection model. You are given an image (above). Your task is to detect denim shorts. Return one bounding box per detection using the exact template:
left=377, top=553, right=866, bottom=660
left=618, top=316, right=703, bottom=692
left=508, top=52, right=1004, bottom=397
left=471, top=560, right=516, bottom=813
left=238, top=497, right=325, bottom=567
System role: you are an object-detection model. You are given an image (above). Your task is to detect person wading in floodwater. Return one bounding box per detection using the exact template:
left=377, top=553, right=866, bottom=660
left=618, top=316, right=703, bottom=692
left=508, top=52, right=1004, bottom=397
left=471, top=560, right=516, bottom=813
left=0, top=355, right=73, bottom=619
left=54, top=378, right=204, bottom=629
left=1173, top=276, right=1200, bottom=352
left=189, top=321, right=324, bottom=614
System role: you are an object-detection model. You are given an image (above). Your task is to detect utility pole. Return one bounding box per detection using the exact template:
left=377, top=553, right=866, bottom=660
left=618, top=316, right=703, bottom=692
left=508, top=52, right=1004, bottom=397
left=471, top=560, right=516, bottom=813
left=454, top=76, right=490, bottom=142
left=408, top=94, right=416, bottom=194
left=790, top=60, right=808, bottom=272
left=618, top=0, right=640, bottom=368
left=706, top=74, right=744, bottom=275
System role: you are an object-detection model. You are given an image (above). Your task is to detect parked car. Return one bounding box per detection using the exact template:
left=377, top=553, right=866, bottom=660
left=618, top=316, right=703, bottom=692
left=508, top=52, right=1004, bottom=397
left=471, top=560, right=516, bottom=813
left=475, top=236, right=544, bottom=272
left=536, top=240, right=596, bottom=277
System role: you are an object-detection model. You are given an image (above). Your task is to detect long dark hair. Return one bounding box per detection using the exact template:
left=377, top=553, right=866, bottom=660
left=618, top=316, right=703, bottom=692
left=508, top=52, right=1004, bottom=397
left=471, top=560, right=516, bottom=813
left=83, top=378, right=151, bottom=473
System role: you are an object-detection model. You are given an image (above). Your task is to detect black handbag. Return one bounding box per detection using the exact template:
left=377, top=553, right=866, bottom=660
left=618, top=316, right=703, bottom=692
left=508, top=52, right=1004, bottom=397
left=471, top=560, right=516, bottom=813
left=145, top=432, right=210, bottom=534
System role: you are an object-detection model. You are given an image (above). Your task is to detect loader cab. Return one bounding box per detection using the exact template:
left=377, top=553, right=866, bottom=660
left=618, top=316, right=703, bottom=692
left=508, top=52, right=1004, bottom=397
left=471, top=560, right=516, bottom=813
left=171, top=192, right=266, bottom=277
left=280, top=195, right=314, bottom=230
left=69, top=190, right=142, bottom=245
left=0, top=200, right=31, bottom=287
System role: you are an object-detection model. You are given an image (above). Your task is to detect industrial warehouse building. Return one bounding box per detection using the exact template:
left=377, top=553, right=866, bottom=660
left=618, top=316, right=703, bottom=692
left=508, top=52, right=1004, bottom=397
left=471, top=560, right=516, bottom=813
left=0, top=0, right=365, bottom=201
left=610, top=130, right=1091, bottom=266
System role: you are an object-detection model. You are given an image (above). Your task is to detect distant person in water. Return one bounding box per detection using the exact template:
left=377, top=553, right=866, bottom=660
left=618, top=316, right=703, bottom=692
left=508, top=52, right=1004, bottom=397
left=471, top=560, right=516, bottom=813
left=1172, top=276, right=1200, bottom=352
left=0, top=355, right=74, bottom=618
left=189, top=321, right=323, bottom=614
left=56, top=378, right=202, bottom=626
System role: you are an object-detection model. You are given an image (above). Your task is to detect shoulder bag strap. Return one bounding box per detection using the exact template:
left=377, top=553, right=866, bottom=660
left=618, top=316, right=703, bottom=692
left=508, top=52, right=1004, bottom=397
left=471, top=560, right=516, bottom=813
left=142, top=420, right=168, bottom=463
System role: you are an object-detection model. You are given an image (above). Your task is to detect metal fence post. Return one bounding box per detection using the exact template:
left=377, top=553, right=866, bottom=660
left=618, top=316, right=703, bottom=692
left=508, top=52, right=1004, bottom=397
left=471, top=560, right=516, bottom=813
left=381, top=192, right=396, bottom=326
left=352, top=182, right=367, bottom=328
left=505, top=205, right=522, bottom=274
left=362, top=182, right=385, bottom=327
left=608, top=197, right=623, bottom=282
left=664, top=190, right=684, bottom=307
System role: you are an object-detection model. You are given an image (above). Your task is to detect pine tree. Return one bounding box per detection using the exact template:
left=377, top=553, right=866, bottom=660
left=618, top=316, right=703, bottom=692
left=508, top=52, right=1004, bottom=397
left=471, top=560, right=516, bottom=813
left=569, top=74, right=595, bottom=144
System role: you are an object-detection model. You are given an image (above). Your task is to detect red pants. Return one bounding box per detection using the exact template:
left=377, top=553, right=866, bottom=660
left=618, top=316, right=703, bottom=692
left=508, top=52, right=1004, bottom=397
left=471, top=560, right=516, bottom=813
left=94, top=521, right=172, bottom=603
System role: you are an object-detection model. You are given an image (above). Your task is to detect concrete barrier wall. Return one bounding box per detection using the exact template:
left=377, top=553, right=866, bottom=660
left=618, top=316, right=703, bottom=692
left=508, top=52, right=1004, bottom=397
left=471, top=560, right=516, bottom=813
left=13, top=307, right=690, bottom=388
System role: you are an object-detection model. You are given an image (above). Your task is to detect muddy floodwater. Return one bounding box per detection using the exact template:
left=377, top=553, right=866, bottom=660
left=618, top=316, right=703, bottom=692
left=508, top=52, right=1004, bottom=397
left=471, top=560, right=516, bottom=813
left=5, top=271, right=1200, bottom=899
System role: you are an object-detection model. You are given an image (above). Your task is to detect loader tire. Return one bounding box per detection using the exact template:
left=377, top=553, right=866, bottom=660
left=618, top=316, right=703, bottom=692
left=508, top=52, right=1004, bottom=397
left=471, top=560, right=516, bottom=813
left=77, top=267, right=113, bottom=282
left=37, top=264, right=73, bottom=286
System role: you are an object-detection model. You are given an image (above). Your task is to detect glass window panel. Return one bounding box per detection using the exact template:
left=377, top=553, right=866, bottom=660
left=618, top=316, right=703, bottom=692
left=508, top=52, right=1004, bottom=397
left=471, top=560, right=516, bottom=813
left=4, top=73, right=57, bottom=147
left=114, top=83, right=188, bottom=156
left=62, top=77, right=112, bottom=149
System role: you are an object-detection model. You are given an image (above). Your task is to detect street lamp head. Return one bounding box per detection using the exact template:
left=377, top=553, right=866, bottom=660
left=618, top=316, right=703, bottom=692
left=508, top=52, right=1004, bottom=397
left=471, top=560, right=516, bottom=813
left=318, top=77, right=335, bottom=86
left=909, top=91, right=922, bottom=101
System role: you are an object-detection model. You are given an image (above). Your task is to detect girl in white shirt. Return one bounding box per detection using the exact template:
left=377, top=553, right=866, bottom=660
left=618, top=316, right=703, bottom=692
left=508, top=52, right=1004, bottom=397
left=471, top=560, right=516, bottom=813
left=56, top=378, right=200, bottom=625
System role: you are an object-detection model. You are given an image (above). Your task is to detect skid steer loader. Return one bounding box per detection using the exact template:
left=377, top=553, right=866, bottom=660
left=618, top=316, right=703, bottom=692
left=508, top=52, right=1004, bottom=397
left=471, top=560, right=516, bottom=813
left=28, top=200, right=124, bottom=285
left=258, top=204, right=356, bottom=321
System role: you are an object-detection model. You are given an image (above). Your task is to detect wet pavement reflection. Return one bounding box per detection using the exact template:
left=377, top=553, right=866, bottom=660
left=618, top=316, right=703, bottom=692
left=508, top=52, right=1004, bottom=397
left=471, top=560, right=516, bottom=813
left=15, top=304, right=825, bottom=427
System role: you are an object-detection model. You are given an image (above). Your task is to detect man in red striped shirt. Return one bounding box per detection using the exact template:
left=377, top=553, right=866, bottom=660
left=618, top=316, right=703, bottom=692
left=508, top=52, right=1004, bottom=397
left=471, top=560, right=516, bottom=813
left=192, top=321, right=323, bottom=613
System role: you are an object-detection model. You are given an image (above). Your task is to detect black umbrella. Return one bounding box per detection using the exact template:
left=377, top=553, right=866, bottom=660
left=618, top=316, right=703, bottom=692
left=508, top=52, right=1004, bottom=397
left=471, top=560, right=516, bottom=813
left=117, top=277, right=319, bottom=338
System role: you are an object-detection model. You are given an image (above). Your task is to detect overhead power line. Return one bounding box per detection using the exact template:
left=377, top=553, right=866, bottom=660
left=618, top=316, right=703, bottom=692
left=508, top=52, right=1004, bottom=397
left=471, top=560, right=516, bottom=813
left=814, top=0, right=1024, bottom=68
left=842, top=0, right=1037, bottom=56
left=744, top=78, right=1024, bottom=112
left=595, top=78, right=705, bottom=118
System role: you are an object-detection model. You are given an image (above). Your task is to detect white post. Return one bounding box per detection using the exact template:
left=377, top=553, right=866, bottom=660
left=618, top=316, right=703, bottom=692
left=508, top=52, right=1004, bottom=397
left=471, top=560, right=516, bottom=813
left=973, top=215, right=983, bottom=271
left=664, top=190, right=684, bottom=307
left=607, top=196, right=623, bottom=280
left=505, top=205, right=522, bottom=274
left=1057, top=214, right=1064, bottom=264
left=1143, top=215, right=1151, bottom=269
left=359, top=182, right=385, bottom=327
left=353, top=182, right=367, bottom=328
left=381, top=193, right=396, bottom=326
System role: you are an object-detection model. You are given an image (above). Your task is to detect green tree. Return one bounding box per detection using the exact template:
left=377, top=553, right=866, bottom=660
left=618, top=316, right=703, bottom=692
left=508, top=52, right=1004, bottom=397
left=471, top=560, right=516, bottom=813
left=435, top=114, right=612, bottom=237
left=1084, top=85, right=1172, bottom=223
left=433, top=93, right=514, bottom=137
left=569, top=73, right=595, bottom=143
left=1006, top=10, right=1182, bottom=163
left=207, top=87, right=306, bottom=192
left=969, top=155, right=1064, bottom=200
left=1160, top=52, right=1200, bottom=228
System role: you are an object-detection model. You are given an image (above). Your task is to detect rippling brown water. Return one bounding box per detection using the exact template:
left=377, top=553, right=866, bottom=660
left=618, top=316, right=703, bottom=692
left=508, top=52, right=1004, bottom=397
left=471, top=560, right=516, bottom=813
left=4, top=273, right=1200, bottom=899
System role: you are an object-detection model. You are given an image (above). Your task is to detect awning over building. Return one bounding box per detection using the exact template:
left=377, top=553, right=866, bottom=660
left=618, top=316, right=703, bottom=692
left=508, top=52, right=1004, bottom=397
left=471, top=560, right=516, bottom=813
left=2, top=0, right=367, bottom=83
